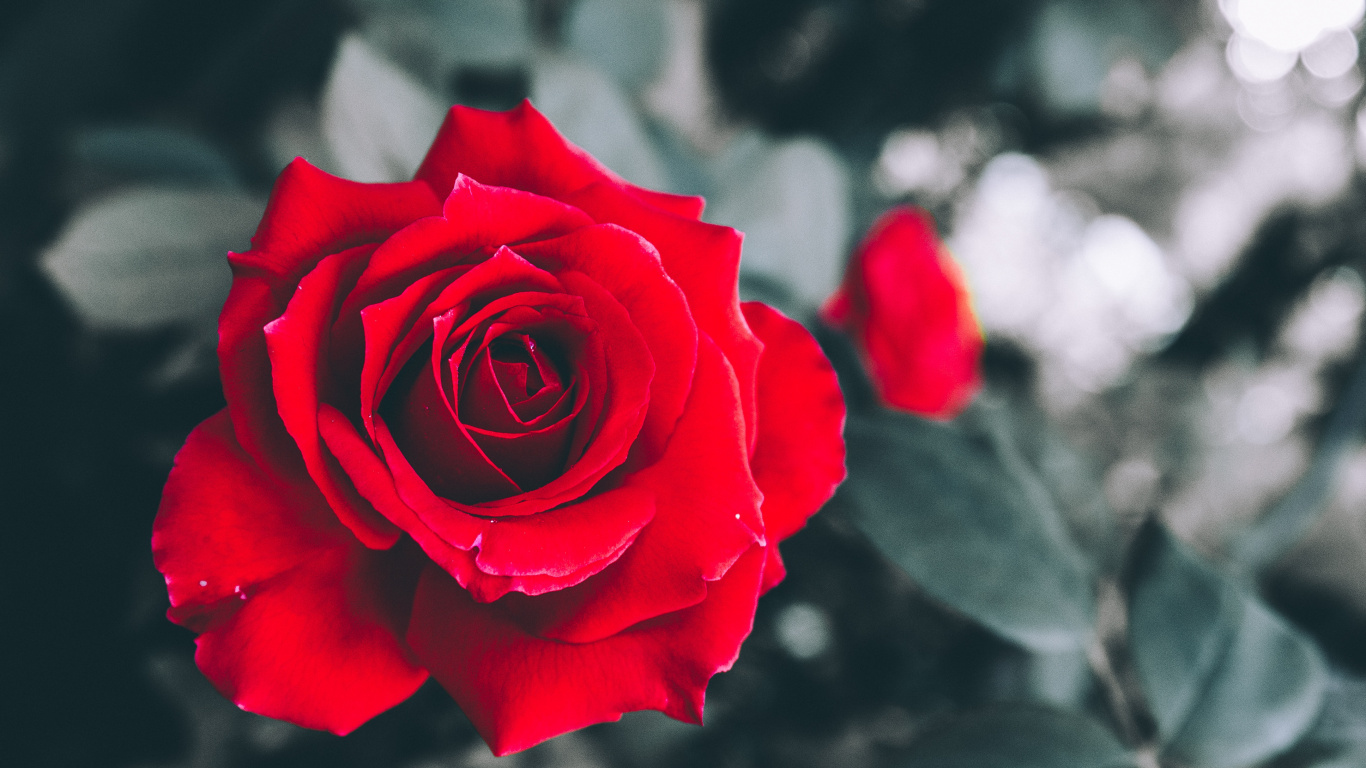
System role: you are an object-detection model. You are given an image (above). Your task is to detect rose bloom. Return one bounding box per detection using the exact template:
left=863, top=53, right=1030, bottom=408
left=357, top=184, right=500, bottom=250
left=821, top=205, right=981, bottom=418
left=152, top=102, right=846, bottom=755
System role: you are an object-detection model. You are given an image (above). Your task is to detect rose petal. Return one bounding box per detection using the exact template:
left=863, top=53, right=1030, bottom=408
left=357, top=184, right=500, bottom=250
left=387, top=336, right=523, bottom=503
left=416, top=101, right=615, bottom=200
left=513, top=223, right=696, bottom=458
left=407, top=545, right=767, bottom=756
left=496, top=336, right=763, bottom=643
left=819, top=206, right=982, bottom=418
left=467, top=418, right=577, bottom=493
left=153, top=411, right=427, bottom=735
left=558, top=184, right=761, bottom=449
left=428, top=298, right=598, bottom=498
left=626, top=187, right=706, bottom=220
left=263, top=245, right=402, bottom=549
left=220, top=159, right=438, bottom=471
left=742, top=302, right=846, bottom=544
left=244, top=160, right=441, bottom=278
left=363, top=293, right=603, bottom=532
left=343, top=175, right=594, bottom=322
left=319, top=405, right=651, bottom=601
left=416, top=102, right=706, bottom=222
left=414, top=110, right=707, bottom=455
left=359, top=249, right=565, bottom=439
left=319, top=403, right=483, bottom=560
left=462, top=343, right=573, bottom=432
left=473, top=485, right=656, bottom=580
left=396, top=266, right=655, bottom=518
left=760, top=546, right=788, bottom=595
left=357, top=263, right=471, bottom=434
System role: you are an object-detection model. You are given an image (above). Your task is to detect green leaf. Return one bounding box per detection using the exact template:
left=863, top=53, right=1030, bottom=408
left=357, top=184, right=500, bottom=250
left=1126, top=522, right=1236, bottom=738
left=1127, top=523, right=1327, bottom=768
left=321, top=34, right=447, bottom=183
left=844, top=414, right=1095, bottom=652
left=895, top=708, right=1134, bottom=768
left=705, top=132, right=851, bottom=307
left=39, top=187, right=260, bottom=330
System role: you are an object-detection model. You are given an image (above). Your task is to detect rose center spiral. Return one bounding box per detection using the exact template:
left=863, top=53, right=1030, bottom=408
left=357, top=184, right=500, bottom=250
left=385, top=323, right=582, bottom=505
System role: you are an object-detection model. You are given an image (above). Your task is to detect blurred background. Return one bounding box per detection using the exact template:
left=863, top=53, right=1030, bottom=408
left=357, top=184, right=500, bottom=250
left=8, top=0, right=1366, bottom=766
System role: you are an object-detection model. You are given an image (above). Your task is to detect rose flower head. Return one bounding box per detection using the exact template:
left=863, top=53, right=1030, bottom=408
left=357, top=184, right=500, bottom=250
left=151, top=101, right=847, bottom=755
left=821, top=205, right=982, bottom=418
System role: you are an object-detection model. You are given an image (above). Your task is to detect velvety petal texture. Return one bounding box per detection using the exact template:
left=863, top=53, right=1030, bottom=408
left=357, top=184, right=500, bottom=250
left=154, top=101, right=846, bottom=755
left=742, top=302, right=847, bottom=589
left=153, top=412, right=428, bottom=734
left=821, top=205, right=982, bottom=418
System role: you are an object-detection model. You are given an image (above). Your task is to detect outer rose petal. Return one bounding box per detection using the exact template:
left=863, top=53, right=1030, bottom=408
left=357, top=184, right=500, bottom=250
left=153, top=412, right=427, bottom=734
left=561, top=182, right=762, bottom=448
left=220, top=159, right=439, bottom=471
left=408, top=545, right=767, bottom=756
left=264, top=244, right=402, bottom=549
left=415, top=100, right=706, bottom=221
left=742, top=302, right=847, bottom=544
left=417, top=101, right=647, bottom=203
left=342, top=175, right=594, bottom=326
left=820, top=206, right=982, bottom=418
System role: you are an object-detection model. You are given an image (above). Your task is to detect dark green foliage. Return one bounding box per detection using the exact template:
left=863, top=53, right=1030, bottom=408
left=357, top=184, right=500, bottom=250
left=844, top=411, right=1095, bottom=652
left=894, top=707, right=1134, bottom=768
left=1127, top=522, right=1326, bottom=768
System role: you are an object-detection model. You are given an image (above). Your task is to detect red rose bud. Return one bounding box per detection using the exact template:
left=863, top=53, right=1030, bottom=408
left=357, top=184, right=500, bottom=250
left=821, top=205, right=982, bottom=419
left=151, top=101, right=846, bottom=755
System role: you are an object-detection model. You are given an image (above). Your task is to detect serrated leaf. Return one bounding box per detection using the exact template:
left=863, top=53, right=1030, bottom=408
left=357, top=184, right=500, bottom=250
left=565, top=0, right=667, bottom=92
left=705, top=133, right=850, bottom=307
left=530, top=56, right=667, bottom=190
left=1128, top=523, right=1327, bottom=768
left=844, top=414, right=1095, bottom=651
left=321, top=34, right=447, bottom=184
left=896, top=708, right=1134, bottom=768
left=39, top=187, right=260, bottom=330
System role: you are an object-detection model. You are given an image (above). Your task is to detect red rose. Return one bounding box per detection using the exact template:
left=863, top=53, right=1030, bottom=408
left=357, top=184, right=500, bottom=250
left=821, top=205, right=982, bottom=418
left=152, top=102, right=846, bottom=754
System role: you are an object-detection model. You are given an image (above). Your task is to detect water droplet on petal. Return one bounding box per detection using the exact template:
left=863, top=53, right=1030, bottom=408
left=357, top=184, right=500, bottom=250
left=199, top=580, right=208, bottom=587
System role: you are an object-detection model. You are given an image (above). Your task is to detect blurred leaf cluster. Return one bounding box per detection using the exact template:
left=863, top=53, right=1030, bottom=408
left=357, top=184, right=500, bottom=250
left=10, top=1, right=1366, bottom=767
